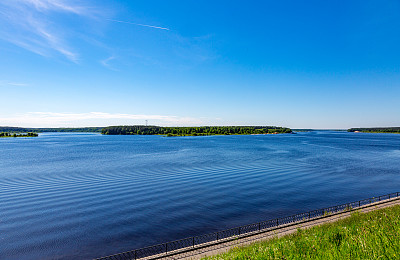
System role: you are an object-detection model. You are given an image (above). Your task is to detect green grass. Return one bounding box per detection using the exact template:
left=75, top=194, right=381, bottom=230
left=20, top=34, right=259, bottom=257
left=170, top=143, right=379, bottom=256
left=204, top=205, right=400, bottom=259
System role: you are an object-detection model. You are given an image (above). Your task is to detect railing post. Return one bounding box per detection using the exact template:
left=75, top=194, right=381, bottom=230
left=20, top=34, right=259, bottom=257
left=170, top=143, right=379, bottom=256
left=389, top=194, right=391, bottom=199
left=276, top=219, right=278, bottom=226
left=135, top=250, right=137, bottom=260
left=193, top=237, right=195, bottom=248
left=258, top=222, right=261, bottom=231
left=238, top=227, right=241, bottom=235
left=308, top=212, right=310, bottom=219
left=165, top=243, right=167, bottom=255
left=217, top=233, right=219, bottom=241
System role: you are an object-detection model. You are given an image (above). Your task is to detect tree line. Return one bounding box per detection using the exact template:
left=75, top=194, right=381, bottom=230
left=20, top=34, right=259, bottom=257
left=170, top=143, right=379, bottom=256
left=0, top=125, right=293, bottom=136
left=0, top=127, right=103, bottom=133
left=101, top=125, right=292, bottom=136
left=348, top=127, right=400, bottom=134
left=0, top=132, right=38, bottom=137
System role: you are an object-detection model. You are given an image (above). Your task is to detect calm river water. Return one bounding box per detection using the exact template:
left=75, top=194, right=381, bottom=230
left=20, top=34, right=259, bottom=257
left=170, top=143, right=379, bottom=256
left=1, top=131, right=400, bottom=259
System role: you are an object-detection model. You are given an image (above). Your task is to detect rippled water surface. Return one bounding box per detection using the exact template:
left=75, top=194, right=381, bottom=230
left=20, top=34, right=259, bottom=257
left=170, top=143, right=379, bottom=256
left=1, top=131, right=400, bottom=259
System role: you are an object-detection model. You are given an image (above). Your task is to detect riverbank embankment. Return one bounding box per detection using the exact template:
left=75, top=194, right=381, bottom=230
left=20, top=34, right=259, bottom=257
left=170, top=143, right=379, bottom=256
left=121, top=196, right=400, bottom=260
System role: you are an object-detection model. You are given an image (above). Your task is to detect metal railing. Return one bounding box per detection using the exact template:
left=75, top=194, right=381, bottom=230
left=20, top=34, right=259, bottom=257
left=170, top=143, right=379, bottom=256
left=95, top=191, right=399, bottom=260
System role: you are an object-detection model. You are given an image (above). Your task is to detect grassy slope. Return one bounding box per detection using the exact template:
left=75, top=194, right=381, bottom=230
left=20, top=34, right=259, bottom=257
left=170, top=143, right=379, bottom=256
left=204, top=205, right=400, bottom=259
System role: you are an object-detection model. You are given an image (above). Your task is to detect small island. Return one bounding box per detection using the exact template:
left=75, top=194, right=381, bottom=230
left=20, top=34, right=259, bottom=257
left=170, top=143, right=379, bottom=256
left=101, top=125, right=292, bottom=136
left=0, top=132, right=38, bottom=138
left=348, top=127, right=400, bottom=134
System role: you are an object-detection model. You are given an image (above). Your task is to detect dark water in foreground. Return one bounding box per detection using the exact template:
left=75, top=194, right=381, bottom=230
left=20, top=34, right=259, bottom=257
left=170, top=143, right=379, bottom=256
left=1, top=131, right=399, bottom=259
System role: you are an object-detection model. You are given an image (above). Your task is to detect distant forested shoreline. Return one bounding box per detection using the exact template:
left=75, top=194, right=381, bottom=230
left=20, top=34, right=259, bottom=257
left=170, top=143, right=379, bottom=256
left=348, top=127, right=400, bottom=134
left=101, top=125, right=292, bottom=136
left=4, top=126, right=400, bottom=135
left=0, top=126, right=292, bottom=136
left=0, top=132, right=38, bottom=138
left=0, top=127, right=103, bottom=133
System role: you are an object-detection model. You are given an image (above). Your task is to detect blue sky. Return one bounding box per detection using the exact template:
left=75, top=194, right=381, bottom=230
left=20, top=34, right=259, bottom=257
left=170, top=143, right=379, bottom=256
left=0, top=0, right=399, bottom=128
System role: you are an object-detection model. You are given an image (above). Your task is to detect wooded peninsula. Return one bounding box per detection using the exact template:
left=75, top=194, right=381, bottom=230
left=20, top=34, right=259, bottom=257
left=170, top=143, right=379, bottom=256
left=348, top=127, right=400, bottom=134
left=101, top=125, right=292, bottom=136
left=0, top=132, right=38, bottom=138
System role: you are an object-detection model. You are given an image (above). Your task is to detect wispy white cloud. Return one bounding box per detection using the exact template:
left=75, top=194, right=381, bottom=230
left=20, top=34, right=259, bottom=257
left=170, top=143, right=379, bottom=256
left=15, top=0, right=88, bottom=14
left=0, top=81, right=29, bottom=87
left=100, top=55, right=118, bottom=70
left=108, top=19, right=170, bottom=31
left=0, top=112, right=204, bottom=127
left=0, top=0, right=100, bottom=62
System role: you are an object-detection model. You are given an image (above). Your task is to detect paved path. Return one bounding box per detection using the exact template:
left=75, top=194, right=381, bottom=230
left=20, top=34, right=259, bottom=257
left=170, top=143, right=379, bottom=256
left=151, top=197, right=400, bottom=260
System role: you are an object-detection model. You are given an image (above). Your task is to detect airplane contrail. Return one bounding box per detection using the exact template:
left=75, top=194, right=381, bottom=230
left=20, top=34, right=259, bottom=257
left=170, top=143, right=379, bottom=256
left=107, top=19, right=170, bottom=31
